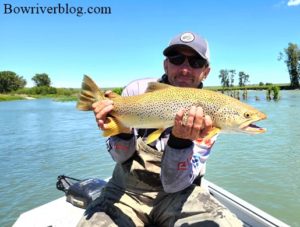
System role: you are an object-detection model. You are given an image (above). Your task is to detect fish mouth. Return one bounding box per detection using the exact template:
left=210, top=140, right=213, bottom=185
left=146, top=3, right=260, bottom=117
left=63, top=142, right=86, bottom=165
left=240, top=123, right=266, bottom=134
left=239, top=112, right=267, bottom=134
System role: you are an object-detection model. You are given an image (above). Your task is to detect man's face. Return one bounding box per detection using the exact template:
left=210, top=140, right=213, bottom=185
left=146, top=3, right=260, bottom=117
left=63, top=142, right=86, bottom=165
left=164, top=47, right=210, bottom=88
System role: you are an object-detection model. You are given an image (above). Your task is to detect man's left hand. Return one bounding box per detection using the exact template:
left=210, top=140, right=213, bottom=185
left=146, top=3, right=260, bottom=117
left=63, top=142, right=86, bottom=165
left=172, top=106, right=213, bottom=141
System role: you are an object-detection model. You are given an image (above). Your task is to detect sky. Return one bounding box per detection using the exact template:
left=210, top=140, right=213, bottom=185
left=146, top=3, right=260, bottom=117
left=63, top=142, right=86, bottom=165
left=0, top=0, right=300, bottom=88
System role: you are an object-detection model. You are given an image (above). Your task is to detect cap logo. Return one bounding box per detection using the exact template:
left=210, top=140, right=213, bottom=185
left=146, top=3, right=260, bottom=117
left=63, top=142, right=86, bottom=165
left=180, top=32, right=194, bottom=43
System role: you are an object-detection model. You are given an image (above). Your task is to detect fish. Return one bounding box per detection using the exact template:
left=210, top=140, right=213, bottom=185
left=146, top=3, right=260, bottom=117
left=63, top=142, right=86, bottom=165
left=77, top=75, right=267, bottom=144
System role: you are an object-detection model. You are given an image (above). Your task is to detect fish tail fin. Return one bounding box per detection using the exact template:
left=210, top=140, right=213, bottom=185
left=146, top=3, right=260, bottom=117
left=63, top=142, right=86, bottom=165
left=103, top=117, right=131, bottom=137
left=77, top=75, right=105, bottom=111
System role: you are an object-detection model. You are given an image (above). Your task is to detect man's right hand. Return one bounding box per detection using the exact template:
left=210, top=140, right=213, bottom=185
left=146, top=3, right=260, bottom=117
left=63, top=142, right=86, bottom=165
left=92, top=91, right=131, bottom=135
left=92, top=99, right=114, bottom=131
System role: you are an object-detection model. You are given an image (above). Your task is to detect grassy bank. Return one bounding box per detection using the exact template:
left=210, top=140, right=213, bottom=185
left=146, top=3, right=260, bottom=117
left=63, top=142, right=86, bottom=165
left=0, top=94, right=28, bottom=101
left=0, top=87, right=79, bottom=102
left=0, top=86, right=120, bottom=102
left=0, top=93, right=79, bottom=102
left=206, top=83, right=292, bottom=91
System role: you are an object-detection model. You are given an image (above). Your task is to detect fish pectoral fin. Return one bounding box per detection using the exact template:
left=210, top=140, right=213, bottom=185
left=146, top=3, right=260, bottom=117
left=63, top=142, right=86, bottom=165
left=106, top=91, right=121, bottom=99
left=102, top=117, right=130, bottom=137
left=145, top=128, right=165, bottom=144
left=196, top=127, right=221, bottom=146
left=203, top=127, right=221, bottom=140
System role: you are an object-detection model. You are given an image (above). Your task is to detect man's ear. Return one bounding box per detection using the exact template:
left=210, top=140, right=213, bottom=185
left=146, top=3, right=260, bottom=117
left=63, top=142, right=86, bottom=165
left=204, top=66, right=211, bottom=79
left=163, top=59, right=168, bottom=74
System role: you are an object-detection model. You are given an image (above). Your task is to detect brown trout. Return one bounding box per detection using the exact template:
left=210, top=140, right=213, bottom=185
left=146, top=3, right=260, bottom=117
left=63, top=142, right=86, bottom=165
left=77, top=75, right=267, bottom=143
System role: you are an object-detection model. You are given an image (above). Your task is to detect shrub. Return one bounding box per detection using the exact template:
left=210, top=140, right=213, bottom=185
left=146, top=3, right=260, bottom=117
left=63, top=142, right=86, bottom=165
left=112, top=87, right=123, bottom=95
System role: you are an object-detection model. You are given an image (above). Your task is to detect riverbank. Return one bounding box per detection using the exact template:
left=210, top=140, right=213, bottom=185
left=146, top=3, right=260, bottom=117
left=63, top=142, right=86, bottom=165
left=0, top=94, right=29, bottom=101
left=0, top=83, right=297, bottom=102
left=0, top=94, right=77, bottom=102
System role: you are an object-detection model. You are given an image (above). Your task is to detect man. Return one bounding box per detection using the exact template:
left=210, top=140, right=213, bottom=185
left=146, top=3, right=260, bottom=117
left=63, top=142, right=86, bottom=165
left=77, top=32, right=242, bottom=226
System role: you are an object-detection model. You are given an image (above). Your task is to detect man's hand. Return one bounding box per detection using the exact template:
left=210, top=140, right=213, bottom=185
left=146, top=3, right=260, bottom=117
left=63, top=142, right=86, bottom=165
left=92, top=98, right=114, bottom=131
left=172, top=106, right=212, bottom=141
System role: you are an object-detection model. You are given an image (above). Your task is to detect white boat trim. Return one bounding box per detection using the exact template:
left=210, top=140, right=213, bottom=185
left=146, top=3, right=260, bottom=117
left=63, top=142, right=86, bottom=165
left=13, top=179, right=290, bottom=227
left=13, top=197, right=84, bottom=227
left=203, top=179, right=290, bottom=227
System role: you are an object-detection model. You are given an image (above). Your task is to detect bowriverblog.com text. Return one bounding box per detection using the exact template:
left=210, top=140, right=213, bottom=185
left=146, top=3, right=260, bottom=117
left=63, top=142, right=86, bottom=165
left=2, top=3, right=112, bottom=17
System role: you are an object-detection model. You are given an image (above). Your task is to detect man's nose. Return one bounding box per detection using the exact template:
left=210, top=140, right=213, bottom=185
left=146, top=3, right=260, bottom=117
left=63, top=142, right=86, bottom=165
left=180, top=60, right=192, bottom=75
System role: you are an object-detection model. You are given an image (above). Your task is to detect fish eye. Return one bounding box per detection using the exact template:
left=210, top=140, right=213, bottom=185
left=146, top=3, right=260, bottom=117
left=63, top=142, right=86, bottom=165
left=244, top=112, right=251, bottom=118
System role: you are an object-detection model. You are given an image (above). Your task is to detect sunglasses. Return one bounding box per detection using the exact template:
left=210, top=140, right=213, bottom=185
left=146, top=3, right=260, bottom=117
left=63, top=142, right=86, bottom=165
left=167, top=54, right=207, bottom=69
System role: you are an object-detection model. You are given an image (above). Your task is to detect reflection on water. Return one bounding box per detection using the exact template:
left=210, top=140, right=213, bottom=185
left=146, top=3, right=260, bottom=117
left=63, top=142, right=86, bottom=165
left=0, top=91, right=299, bottom=226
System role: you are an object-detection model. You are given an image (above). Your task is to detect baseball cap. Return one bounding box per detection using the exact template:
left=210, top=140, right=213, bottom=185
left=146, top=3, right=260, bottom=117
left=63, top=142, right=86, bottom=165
left=163, top=32, right=210, bottom=62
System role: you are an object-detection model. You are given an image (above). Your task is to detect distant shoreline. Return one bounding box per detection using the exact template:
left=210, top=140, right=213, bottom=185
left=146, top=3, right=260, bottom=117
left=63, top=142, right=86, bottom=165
left=1, top=84, right=299, bottom=102
left=20, top=94, right=36, bottom=100
left=0, top=94, right=73, bottom=102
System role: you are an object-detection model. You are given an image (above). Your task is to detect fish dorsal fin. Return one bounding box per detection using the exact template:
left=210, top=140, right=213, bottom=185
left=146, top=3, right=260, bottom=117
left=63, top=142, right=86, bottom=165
left=145, top=82, right=172, bottom=93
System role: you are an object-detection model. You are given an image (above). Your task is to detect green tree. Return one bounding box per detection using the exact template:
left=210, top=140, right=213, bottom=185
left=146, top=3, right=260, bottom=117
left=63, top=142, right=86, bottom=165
left=112, top=87, right=123, bottom=95
left=0, top=71, right=26, bottom=93
left=238, top=71, right=250, bottom=87
left=219, top=69, right=229, bottom=89
left=32, top=73, right=51, bottom=87
left=279, top=43, right=300, bottom=88
left=229, top=70, right=236, bottom=87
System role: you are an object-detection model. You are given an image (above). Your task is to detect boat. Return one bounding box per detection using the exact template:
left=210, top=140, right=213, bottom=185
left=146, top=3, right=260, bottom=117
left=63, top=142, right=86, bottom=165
left=13, top=177, right=290, bottom=227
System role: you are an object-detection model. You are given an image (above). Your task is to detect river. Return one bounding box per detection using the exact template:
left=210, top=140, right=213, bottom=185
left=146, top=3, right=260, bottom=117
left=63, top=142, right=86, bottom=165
left=0, top=90, right=299, bottom=226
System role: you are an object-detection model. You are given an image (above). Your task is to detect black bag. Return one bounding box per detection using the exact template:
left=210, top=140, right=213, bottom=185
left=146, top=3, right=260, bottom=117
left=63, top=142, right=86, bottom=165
left=56, top=175, right=107, bottom=209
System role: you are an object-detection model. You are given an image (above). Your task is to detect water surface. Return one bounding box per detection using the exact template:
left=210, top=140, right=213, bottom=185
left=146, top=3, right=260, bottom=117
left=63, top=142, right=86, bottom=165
left=0, top=91, right=299, bottom=226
